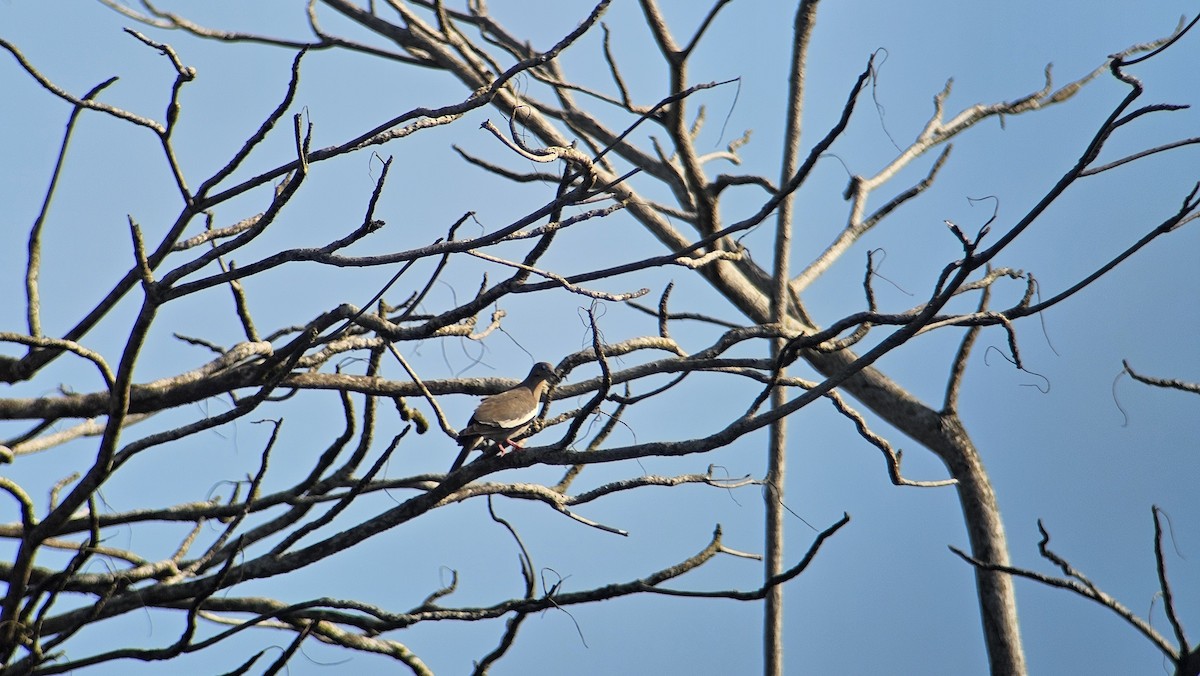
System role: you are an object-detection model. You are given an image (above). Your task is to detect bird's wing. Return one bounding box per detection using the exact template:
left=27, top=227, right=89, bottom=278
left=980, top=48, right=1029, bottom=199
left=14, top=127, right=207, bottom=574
left=467, top=387, right=538, bottom=431
left=450, top=391, right=533, bottom=473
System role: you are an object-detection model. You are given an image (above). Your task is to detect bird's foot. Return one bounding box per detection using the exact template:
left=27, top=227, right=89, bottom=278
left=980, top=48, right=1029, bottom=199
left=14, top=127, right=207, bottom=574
left=496, top=440, right=525, bottom=456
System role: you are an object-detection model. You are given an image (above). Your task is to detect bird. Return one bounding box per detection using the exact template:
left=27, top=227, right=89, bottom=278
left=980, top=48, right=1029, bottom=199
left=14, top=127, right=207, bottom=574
left=448, top=362, right=559, bottom=473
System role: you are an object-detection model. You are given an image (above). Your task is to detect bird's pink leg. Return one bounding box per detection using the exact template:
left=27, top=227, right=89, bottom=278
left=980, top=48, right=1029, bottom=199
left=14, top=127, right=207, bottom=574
left=496, top=440, right=525, bottom=456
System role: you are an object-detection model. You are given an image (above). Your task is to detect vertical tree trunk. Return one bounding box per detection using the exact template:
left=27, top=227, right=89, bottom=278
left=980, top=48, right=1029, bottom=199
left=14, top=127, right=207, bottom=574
left=765, top=2, right=820, bottom=671
left=939, top=414, right=1027, bottom=675
left=764, top=394, right=787, bottom=676
left=815, top=363, right=1028, bottom=675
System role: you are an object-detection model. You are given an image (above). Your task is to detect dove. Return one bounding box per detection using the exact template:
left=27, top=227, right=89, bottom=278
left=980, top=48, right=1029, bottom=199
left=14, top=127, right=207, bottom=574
left=448, top=362, right=559, bottom=472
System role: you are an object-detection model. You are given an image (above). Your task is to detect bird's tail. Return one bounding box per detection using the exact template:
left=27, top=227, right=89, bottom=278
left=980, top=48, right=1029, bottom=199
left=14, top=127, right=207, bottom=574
left=448, top=449, right=470, bottom=473
left=448, top=437, right=478, bottom=473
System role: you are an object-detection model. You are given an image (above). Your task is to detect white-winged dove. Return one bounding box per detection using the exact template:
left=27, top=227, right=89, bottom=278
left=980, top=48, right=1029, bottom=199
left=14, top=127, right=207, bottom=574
left=449, top=362, right=559, bottom=472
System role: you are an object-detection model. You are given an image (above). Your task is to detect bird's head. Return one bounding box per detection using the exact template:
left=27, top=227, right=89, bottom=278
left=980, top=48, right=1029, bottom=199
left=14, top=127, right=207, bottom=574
left=530, top=361, right=560, bottom=385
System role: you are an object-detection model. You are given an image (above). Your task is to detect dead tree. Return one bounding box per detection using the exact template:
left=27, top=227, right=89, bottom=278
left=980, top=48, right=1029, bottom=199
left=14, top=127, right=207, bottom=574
left=0, top=2, right=1197, bottom=674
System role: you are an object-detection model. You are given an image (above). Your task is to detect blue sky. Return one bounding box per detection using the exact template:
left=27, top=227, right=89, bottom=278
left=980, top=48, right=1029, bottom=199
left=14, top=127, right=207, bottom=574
left=2, top=1, right=1199, bottom=674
